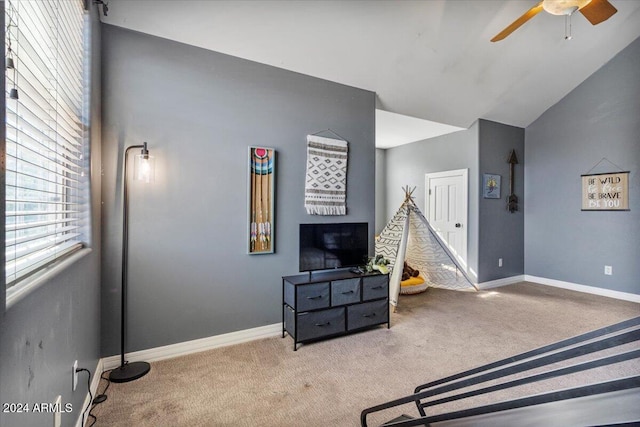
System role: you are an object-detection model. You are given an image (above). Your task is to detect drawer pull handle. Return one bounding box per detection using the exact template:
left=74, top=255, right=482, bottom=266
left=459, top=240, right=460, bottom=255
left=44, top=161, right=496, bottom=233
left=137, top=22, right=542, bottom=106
left=341, top=290, right=354, bottom=295
left=363, top=313, right=376, bottom=318
left=371, top=285, right=384, bottom=290
left=315, top=322, right=331, bottom=327
left=307, top=295, right=323, bottom=300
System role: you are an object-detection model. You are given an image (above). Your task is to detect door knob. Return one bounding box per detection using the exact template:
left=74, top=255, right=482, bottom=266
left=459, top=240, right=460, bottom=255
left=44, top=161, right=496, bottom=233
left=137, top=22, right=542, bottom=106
left=455, top=223, right=461, bottom=228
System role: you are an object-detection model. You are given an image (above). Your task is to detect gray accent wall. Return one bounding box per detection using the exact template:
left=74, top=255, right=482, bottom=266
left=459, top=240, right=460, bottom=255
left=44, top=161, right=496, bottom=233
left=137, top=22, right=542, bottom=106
left=525, top=37, right=640, bottom=295
left=478, top=120, right=525, bottom=282
left=100, top=25, right=376, bottom=355
left=384, top=119, right=525, bottom=284
left=0, top=8, right=102, bottom=427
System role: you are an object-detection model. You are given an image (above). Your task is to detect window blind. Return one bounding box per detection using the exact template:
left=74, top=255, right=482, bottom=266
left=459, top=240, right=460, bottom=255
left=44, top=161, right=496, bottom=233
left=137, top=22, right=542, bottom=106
left=5, top=0, right=88, bottom=287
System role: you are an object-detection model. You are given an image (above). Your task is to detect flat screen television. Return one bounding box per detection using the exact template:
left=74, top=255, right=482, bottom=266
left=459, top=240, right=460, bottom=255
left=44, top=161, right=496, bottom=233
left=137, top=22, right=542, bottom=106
left=299, top=222, right=369, bottom=272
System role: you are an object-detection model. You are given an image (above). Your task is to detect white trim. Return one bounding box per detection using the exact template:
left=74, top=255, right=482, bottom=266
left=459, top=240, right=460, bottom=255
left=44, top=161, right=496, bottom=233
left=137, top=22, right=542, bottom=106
left=524, top=275, right=640, bottom=303
left=424, top=168, right=469, bottom=180
left=75, top=358, right=103, bottom=427
left=102, top=323, right=282, bottom=371
left=476, top=275, right=525, bottom=290
left=474, top=274, right=640, bottom=303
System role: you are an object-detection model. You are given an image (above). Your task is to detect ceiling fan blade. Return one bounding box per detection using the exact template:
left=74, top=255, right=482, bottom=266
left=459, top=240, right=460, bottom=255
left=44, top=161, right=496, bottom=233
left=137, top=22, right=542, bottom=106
left=491, top=1, right=544, bottom=42
left=579, top=0, right=617, bottom=25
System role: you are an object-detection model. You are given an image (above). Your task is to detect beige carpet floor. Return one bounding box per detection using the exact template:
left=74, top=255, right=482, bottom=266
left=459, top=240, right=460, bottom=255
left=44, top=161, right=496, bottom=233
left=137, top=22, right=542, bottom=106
left=91, top=282, right=639, bottom=426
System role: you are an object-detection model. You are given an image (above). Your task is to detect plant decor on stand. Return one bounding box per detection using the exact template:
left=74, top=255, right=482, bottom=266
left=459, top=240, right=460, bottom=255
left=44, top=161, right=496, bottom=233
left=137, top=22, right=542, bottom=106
left=366, top=254, right=390, bottom=274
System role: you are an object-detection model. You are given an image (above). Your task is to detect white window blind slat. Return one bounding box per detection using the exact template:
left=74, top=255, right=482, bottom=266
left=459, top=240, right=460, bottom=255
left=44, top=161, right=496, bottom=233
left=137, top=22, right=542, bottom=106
left=6, top=233, right=82, bottom=262
left=6, top=134, right=82, bottom=168
left=6, top=210, right=79, bottom=217
left=7, top=152, right=82, bottom=179
left=7, top=98, right=83, bottom=153
left=5, top=0, right=88, bottom=287
left=6, top=217, right=80, bottom=233
left=6, top=184, right=81, bottom=201
left=6, top=68, right=83, bottom=139
left=7, top=225, right=80, bottom=247
left=7, top=110, right=82, bottom=155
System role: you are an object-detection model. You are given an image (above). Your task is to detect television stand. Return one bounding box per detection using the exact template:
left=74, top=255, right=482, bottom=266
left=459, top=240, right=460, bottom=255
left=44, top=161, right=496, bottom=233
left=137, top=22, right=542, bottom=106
left=282, top=270, right=389, bottom=350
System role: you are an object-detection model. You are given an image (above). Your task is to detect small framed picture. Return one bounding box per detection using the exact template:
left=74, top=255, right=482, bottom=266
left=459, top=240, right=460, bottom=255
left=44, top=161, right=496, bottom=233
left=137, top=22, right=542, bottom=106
left=483, top=174, right=501, bottom=199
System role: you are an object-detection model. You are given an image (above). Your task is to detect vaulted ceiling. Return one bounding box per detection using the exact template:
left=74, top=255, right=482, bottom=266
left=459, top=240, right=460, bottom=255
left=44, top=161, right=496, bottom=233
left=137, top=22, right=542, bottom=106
left=101, top=0, right=640, bottom=138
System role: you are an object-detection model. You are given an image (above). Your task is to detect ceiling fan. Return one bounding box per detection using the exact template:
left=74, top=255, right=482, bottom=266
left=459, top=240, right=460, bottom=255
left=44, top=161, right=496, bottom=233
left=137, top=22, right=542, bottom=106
left=491, top=0, right=617, bottom=42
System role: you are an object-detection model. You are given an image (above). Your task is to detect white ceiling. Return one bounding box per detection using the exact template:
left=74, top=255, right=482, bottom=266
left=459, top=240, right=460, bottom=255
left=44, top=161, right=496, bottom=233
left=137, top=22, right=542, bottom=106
left=375, top=110, right=464, bottom=149
left=100, top=0, right=640, bottom=147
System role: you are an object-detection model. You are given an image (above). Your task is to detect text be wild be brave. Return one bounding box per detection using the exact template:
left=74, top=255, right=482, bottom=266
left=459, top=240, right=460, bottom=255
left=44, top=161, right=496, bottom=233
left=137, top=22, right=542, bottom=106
left=585, top=175, right=624, bottom=209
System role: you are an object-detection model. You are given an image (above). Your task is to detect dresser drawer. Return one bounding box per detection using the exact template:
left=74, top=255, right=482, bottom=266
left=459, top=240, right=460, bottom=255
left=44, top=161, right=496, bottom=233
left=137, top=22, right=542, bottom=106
left=331, top=278, right=361, bottom=306
left=287, top=282, right=330, bottom=312
left=362, top=275, right=388, bottom=301
left=347, top=299, right=388, bottom=331
left=297, top=308, right=345, bottom=341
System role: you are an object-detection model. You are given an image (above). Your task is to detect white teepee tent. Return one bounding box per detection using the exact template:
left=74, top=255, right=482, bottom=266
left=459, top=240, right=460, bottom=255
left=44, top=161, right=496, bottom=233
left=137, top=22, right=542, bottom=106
left=376, top=187, right=477, bottom=307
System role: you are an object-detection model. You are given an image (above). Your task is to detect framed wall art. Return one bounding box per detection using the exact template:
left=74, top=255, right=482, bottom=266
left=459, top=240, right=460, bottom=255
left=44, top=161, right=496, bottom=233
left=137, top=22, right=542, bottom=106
left=248, top=147, right=275, bottom=254
left=483, top=173, right=501, bottom=199
left=581, top=171, right=629, bottom=211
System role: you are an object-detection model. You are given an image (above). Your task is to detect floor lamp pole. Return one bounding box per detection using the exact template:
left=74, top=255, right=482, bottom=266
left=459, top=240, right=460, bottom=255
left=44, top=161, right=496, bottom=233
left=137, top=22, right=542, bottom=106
left=109, top=144, right=151, bottom=383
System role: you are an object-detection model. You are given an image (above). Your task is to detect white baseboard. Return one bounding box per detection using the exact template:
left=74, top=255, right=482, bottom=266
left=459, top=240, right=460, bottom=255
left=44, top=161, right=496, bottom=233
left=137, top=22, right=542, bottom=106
left=524, top=275, right=640, bottom=303
left=75, top=358, right=104, bottom=427
left=476, top=275, right=525, bottom=290
left=474, top=274, right=639, bottom=303
left=103, top=323, right=282, bottom=371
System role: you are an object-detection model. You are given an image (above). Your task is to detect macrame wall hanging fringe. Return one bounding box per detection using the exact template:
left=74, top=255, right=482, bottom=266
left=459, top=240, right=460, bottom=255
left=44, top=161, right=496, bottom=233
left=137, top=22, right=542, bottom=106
left=304, top=134, right=348, bottom=215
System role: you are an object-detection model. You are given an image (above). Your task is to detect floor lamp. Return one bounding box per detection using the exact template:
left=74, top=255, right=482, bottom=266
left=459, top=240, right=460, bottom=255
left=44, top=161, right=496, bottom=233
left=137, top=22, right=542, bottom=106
left=110, top=142, right=155, bottom=383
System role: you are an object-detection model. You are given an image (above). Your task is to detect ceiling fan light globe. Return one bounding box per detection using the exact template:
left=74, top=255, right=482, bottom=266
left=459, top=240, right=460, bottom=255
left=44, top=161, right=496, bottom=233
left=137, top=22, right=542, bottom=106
left=542, top=0, right=592, bottom=15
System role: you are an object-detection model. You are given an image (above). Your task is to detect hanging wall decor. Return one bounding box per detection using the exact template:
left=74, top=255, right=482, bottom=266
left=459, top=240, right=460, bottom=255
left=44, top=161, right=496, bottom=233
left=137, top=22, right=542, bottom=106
left=506, top=150, right=519, bottom=213
left=581, top=171, right=629, bottom=211
left=483, top=174, right=501, bottom=199
left=304, top=131, right=349, bottom=215
left=248, top=147, right=275, bottom=254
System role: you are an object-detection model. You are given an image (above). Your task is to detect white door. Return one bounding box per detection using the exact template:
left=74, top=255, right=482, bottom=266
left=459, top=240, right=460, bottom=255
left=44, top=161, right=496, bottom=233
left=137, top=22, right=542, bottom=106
left=425, top=169, right=468, bottom=268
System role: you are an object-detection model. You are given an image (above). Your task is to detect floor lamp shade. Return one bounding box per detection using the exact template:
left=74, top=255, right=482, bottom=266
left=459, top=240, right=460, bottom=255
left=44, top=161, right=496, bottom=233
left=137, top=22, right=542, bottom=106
left=135, top=142, right=155, bottom=183
left=110, top=142, right=155, bottom=383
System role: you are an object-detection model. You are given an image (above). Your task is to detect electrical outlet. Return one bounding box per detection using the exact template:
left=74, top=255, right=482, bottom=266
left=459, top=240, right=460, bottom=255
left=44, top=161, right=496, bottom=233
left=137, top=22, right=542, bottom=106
left=72, top=360, right=78, bottom=391
left=498, top=258, right=503, bottom=267
left=604, top=265, right=612, bottom=275
left=54, top=395, right=61, bottom=427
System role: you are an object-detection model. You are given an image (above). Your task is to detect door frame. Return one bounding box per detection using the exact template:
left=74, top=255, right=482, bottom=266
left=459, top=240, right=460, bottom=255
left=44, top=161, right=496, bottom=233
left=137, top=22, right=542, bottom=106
left=424, top=168, right=468, bottom=268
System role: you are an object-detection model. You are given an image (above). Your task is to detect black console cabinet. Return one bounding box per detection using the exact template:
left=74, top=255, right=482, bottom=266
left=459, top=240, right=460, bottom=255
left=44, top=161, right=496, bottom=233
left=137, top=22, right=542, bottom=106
left=282, top=270, right=390, bottom=350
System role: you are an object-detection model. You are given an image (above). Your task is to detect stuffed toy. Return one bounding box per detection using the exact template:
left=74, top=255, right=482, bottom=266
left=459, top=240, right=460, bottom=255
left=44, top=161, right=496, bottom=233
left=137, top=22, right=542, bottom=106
left=401, top=262, right=420, bottom=281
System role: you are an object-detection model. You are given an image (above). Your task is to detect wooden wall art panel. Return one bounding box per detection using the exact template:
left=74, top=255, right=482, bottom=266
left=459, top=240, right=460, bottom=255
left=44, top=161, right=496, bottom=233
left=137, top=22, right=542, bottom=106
left=248, top=147, right=275, bottom=254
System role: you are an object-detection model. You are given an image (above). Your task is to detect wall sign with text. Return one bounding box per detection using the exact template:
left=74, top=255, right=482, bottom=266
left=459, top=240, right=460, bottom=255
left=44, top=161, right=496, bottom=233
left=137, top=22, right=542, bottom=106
left=581, top=171, right=630, bottom=211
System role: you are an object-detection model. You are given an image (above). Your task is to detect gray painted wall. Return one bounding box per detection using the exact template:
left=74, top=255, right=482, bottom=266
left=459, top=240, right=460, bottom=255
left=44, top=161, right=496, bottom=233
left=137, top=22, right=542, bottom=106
left=384, top=119, right=525, bottom=284
left=375, top=148, right=387, bottom=234
left=100, top=25, right=376, bottom=355
left=525, top=37, right=640, bottom=295
left=478, top=120, right=525, bottom=282
left=0, top=8, right=102, bottom=427
left=384, top=123, right=480, bottom=281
